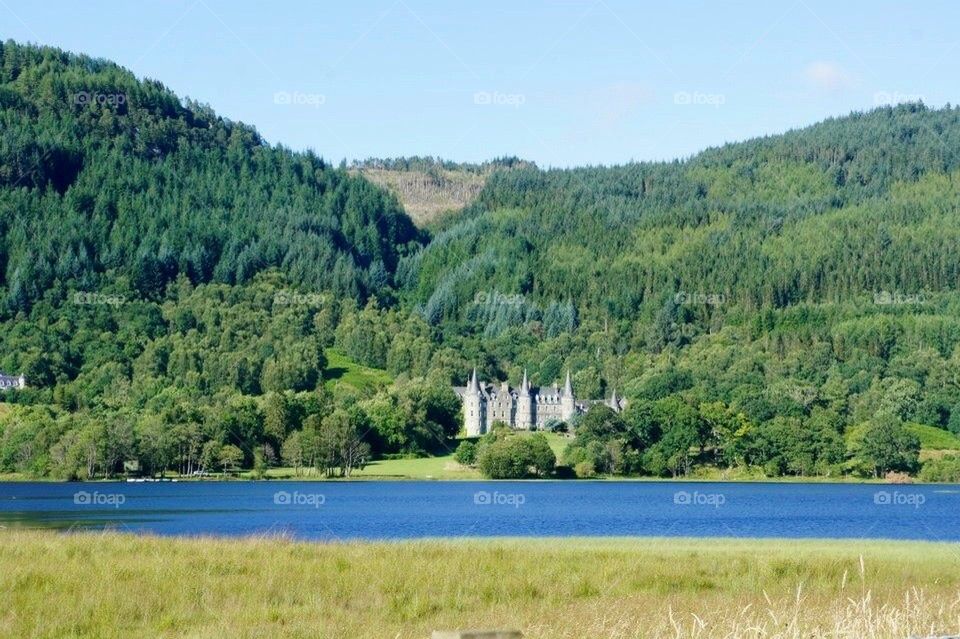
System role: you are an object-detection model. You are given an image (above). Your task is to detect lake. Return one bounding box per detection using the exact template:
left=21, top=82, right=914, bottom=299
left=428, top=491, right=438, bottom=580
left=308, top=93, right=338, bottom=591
left=1, top=481, right=958, bottom=541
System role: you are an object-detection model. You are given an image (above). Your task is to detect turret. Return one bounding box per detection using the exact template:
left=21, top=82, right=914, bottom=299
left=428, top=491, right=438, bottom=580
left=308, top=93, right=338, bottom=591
left=560, top=370, right=576, bottom=422
left=608, top=388, right=620, bottom=412
left=516, top=369, right=533, bottom=430
left=463, top=368, right=486, bottom=436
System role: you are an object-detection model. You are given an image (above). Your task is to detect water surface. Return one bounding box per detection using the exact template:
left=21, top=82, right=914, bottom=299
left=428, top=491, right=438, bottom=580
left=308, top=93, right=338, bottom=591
left=1, top=481, right=957, bottom=541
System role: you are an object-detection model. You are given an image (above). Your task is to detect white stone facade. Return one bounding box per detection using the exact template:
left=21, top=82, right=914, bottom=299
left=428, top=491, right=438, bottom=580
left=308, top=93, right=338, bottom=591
left=0, top=373, right=26, bottom=390
left=455, top=369, right=623, bottom=437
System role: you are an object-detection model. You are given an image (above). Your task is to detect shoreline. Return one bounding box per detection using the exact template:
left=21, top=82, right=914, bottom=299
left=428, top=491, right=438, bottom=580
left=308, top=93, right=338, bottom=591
left=0, top=474, right=927, bottom=484
left=4, top=529, right=960, bottom=545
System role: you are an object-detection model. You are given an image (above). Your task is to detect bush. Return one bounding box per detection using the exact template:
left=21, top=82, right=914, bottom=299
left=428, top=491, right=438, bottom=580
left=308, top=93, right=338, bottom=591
left=478, top=438, right=530, bottom=478
left=949, top=405, right=960, bottom=435
left=526, top=434, right=556, bottom=476
left=477, top=434, right=557, bottom=479
left=919, top=455, right=960, bottom=482
left=574, top=460, right=596, bottom=478
left=544, top=418, right=567, bottom=433
left=454, top=440, right=477, bottom=466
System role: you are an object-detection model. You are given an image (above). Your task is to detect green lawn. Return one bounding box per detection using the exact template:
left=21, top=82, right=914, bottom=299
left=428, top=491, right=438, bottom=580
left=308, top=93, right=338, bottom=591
left=354, top=432, right=568, bottom=479
left=352, top=454, right=479, bottom=479
left=540, top=430, right=572, bottom=457
left=259, top=432, right=572, bottom=480
left=264, top=454, right=479, bottom=480
left=2, top=531, right=958, bottom=639
left=908, top=422, right=960, bottom=450
left=322, top=348, right=392, bottom=392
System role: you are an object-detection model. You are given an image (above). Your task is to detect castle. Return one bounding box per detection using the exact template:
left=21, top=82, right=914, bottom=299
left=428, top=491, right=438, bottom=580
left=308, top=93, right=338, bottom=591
left=455, top=369, right=624, bottom=437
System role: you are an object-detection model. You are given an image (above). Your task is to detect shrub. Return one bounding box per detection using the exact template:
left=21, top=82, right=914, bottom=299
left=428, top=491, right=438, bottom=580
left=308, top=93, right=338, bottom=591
left=574, top=460, right=596, bottom=478
left=477, top=434, right=557, bottom=479
left=919, top=455, right=960, bottom=482
left=526, top=434, right=556, bottom=476
left=454, top=440, right=477, bottom=466
left=544, top=418, right=567, bottom=433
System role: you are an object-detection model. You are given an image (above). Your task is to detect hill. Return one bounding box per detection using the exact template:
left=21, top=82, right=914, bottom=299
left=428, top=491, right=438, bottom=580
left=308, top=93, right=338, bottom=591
left=394, top=102, right=960, bottom=479
left=0, top=40, right=421, bottom=312
left=409, top=103, right=960, bottom=323
left=2, top=40, right=960, bottom=482
left=0, top=41, right=455, bottom=480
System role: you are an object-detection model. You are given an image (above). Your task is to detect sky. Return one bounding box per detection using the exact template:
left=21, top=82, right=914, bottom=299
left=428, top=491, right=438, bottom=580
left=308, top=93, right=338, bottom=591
left=2, top=0, right=958, bottom=167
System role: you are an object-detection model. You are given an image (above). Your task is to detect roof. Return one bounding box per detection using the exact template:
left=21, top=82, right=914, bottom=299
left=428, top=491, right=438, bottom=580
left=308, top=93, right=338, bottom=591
left=456, top=381, right=568, bottom=401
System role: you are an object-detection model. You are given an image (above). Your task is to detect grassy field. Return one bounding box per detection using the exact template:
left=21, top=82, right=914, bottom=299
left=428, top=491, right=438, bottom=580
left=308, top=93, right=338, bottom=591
left=1, top=531, right=958, bottom=639
left=908, top=422, right=960, bottom=451
left=265, top=454, right=481, bottom=480
left=352, top=165, right=489, bottom=227
left=351, top=432, right=571, bottom=479
left=323, top=348, right=393, bottom=392
left=259, top=432, right=573, bottom=480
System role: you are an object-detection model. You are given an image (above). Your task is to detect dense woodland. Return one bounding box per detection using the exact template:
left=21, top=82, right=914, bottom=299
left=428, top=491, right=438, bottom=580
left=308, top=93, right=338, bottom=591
left=2, top=41, right=960, bottom=481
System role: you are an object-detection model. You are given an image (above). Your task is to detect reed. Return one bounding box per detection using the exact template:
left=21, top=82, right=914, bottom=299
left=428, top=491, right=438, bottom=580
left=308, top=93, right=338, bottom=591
left=1, top=531, right=958, bottom=638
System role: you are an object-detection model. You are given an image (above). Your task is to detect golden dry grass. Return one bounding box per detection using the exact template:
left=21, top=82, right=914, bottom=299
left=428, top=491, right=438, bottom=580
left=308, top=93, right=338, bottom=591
left=355, top=167, right=487, bottom=226
left=1, top=531, right=959, bottom=638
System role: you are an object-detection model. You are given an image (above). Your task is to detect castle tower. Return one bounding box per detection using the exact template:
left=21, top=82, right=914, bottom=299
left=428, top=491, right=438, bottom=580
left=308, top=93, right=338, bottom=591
left=463, top=368, right=486, bottom=437
left=560, top=370, right=576, bottom=423
left=608, top=388, right=620, bottom=412
left=516, top=369, right=533, bottom=430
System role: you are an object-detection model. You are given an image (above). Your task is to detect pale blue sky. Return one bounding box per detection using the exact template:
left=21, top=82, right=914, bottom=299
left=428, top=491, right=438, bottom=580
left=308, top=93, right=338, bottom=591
left=2, top=1, right=957, bottom=167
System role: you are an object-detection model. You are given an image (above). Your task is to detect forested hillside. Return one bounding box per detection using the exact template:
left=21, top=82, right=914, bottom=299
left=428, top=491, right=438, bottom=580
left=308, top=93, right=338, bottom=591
left=409, top=104, right=960, bottom=320
left=0, top=41, right=420, bottom=311
left=0, top=41, right=451, bottom=480
left=399, top=103, right=960, bottom=479
left=2, top=41, right=960, bottom=481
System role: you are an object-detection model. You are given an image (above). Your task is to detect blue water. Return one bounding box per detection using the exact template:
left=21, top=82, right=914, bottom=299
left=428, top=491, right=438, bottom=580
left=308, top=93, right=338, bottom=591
left=1, top=481, right=958, bottom=541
